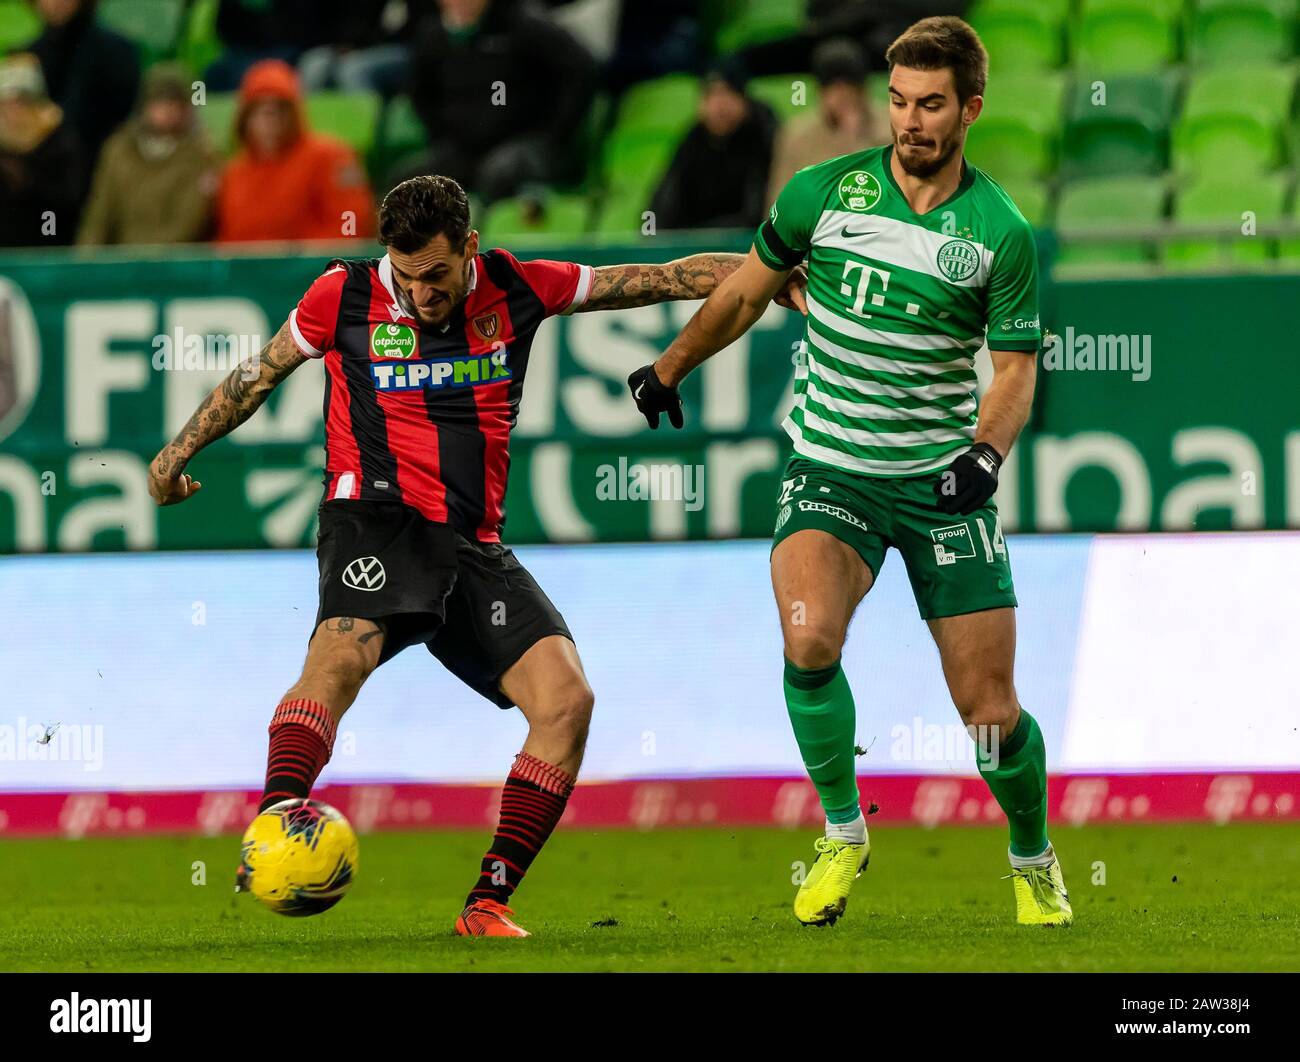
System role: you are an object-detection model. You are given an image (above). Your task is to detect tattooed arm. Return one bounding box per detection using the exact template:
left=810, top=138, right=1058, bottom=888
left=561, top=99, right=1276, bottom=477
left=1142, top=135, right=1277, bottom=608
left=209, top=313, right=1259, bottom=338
left=577, top=252, right=807, bottom=314
left=147, top=323, right=309, bottom=506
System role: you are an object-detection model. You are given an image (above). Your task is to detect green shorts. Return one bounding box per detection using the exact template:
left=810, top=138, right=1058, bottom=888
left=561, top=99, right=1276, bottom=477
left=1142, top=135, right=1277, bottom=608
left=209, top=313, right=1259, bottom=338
left=771, top=454, right=1017, bottom=620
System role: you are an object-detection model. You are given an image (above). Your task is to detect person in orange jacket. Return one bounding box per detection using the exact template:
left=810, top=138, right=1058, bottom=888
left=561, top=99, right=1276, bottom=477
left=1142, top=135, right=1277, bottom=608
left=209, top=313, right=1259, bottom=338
left=216, top=59, right=376, bottom=244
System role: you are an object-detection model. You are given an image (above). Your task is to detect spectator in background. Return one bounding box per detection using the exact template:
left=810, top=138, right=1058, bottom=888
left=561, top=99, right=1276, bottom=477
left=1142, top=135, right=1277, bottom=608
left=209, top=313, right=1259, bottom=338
left=298, top=0, right=413, bottom=98
left=215, top=59, right=376, bottom=244
left=78, top=64, right=221, bottom=246
left=650, top=58, right=776, bottom=232
left=603, top=0, right=701, bottom=93
left=766, top=39, right=888, bottom=208
left=26, top=0, right=139, bottom=178
left=403, top=0, right=597, bottom=201
left=0, top=52, right=83, bottom=247
left=205, top=0, right=319, bottom=93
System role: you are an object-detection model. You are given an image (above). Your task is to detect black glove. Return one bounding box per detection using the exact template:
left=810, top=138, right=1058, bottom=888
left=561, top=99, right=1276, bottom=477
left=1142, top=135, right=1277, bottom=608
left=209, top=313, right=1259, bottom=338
left=933, top=442, right=1002, bottom=515
left=627, top=364, right=683, bottom=429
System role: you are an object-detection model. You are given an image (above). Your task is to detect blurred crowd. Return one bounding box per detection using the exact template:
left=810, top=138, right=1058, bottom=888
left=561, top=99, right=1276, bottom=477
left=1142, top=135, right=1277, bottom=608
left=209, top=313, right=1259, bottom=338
left=0, top=0, right=940, bottom=249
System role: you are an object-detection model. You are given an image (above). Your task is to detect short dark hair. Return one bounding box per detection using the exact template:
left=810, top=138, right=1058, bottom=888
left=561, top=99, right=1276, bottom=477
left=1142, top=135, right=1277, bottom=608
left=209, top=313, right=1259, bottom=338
left=884, top=16, right=988, bottom=105
left=378, top=175, right=472, bottom=253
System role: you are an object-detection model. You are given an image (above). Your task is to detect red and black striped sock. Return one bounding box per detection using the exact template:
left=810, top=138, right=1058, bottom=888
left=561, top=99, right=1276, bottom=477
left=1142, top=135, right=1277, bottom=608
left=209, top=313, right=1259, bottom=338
left=466, top=751, right=576, bottom=908
left=259, top=698, right=338, bottom=812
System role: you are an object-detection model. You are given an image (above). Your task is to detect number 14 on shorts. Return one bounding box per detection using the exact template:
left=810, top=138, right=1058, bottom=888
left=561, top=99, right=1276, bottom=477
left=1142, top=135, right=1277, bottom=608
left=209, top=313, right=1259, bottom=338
left=931, top=513, right=1006, bottom=567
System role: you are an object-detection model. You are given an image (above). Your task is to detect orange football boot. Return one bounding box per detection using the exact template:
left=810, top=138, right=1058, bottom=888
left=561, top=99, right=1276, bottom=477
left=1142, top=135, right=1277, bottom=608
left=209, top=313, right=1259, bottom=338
left=455, top=899, right=531, bottom=937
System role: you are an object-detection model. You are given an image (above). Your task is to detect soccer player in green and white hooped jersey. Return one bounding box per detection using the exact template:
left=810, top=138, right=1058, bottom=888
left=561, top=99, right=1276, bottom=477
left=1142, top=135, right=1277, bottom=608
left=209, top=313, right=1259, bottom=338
left=628, top=16, right=1072, bottom=928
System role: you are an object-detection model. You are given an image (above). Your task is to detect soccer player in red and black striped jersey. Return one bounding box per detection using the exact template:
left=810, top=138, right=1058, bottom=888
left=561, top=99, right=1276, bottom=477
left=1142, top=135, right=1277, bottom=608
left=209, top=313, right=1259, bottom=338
left=148, top=175, right=806, bottom=937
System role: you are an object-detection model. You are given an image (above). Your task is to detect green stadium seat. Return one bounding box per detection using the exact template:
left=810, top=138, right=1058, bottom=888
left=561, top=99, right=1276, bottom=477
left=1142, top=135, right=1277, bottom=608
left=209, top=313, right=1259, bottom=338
left=968, top=0, right=1072, bottom=30
left=177, top=0, right=221, bottom=78
left=595, top=183, right=660, bottom=237
left=1073, top=0, right=1179, bottom=73
left=714, top=0, right=805, bottom=53
left=1162, top=172, right=1291, bottom=269
left=1054, top=175, right=1169, bottom=267
left=965, top=70, right=1066, bottom=180
left=98, top=0, right=184, bottom=62
left=600, top=132, right=676, bottom=212
left=1181, top=65, right=1296, bottom=126
left=373, top=94, right=428, bottom=181
left=968, top=3, right=1063, bottom=72
left=749, top=74, right=820, bottom=122
left=1171, top=67, right=1295, bottom=177
left=305, top=91, right=383, bottom=160
left=0, top=1, right=40, bottom=53
left=1190, top=0, right=1297, bottom=67
left=994, top=178, right=1051, bottom=228
left=1061, top=71, right=1180, bottom=179
left=966, top=116, right=1052, bottom=180
left=482, top=193, right=590, bottom=240
left=612, top=75, right=699, bottom=140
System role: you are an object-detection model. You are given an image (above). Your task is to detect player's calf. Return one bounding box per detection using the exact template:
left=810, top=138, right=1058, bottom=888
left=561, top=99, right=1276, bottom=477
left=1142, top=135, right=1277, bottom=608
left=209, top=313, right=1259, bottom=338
left=456, top=637, right=591, bottom=935
left=259, top=617, right=385, bottom=813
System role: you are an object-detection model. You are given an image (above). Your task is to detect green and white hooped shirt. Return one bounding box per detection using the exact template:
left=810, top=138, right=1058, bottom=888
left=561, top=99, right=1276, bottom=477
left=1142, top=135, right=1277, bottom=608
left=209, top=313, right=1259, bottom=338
left=755, top=144, right=1042, bottom=477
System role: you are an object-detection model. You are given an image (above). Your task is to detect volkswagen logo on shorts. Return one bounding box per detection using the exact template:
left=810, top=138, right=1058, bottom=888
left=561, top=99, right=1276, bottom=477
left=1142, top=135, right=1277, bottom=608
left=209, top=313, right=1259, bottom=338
left=342, top=556, right=386, bottom=591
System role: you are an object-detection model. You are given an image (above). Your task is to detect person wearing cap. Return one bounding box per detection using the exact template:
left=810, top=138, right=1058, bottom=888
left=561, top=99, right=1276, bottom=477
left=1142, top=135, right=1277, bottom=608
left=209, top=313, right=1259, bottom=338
left=214, top=59, right=376, bottom=244
left=650, top=57, right=777, bottom=232
left=77, top=64, right=222, bottom=246
left=0, top=51, right=84, bottom=247
left=766, top=38, right=889, bottom=209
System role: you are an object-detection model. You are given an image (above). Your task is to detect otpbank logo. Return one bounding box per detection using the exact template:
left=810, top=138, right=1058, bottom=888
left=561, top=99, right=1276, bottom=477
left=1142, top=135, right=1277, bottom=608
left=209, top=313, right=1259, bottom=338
left=370, top=349, right=511, bottom=391
left=370, top=322, right=417, bottom=359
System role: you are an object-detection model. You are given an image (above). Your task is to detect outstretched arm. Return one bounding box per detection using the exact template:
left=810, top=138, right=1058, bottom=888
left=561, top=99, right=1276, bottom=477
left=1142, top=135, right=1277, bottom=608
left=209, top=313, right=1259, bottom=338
left=625, top=248, right=798, bottom=429
left=578, top=251, right=805, bottom=315
left=653, top=249, right=794, bottom=386
left=147, top=322, right=308, bottom=506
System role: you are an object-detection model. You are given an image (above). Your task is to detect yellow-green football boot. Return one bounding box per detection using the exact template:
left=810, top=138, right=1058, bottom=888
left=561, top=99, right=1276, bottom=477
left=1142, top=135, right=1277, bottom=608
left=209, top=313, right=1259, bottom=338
left=1007, top=851, right=1073, bottom=926
left=794, top=836, right=870, bottom=926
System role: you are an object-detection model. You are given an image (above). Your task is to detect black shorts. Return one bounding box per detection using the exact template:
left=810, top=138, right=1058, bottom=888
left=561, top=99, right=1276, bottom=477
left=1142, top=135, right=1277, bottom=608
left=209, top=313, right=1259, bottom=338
left=311, top=499, right=572, bottom=708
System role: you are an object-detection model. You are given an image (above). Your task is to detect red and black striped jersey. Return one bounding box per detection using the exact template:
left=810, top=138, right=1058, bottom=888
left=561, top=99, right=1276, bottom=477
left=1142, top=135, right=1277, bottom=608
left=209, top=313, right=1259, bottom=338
left=289, top=249, right=593, bottom=541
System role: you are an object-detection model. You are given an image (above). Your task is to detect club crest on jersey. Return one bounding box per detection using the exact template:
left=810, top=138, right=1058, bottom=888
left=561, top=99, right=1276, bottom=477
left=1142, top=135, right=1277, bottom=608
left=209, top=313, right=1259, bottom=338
left=936, top=239, right=980, bottom=282
left=370, top=322, right=417, bottom=360
left=473, top=312, right=499, bottom=340
left=837, top=169, right=882, bottom=213
left=370, top=349, right=511, bottom=392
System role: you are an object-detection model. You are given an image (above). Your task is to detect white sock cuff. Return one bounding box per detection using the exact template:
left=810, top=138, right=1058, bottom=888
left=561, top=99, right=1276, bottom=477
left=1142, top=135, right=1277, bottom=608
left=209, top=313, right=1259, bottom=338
left=1008, top=843, right=1054, bottom=869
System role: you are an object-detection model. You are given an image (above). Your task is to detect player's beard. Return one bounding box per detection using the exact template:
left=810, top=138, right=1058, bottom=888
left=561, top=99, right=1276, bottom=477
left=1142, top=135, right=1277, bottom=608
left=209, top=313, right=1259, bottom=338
left=411, top=261, right=472, bottom=327
left=893, top=125, right=962, bottom=179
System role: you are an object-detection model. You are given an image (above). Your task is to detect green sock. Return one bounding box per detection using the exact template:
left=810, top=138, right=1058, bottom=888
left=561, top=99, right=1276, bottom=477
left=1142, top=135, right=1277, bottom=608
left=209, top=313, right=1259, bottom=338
left=977, top=707, right=1049, bottom=858
left=783, top=658, right=860, bottom=824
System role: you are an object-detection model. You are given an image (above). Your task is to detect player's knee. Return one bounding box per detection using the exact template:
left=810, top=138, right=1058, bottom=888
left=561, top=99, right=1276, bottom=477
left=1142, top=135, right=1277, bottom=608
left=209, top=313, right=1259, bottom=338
left=306, top=638, right=377, bottom=697
left=952, top=680, right=1017, bottom=732
left=531, top=678, right=594, bottom=743
left=783, top=625, right=844, bottom=670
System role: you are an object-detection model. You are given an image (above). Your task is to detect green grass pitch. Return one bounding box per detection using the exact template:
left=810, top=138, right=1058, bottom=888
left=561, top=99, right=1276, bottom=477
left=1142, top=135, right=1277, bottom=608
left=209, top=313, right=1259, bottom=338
left=1, top=822, right=1296, bottom=972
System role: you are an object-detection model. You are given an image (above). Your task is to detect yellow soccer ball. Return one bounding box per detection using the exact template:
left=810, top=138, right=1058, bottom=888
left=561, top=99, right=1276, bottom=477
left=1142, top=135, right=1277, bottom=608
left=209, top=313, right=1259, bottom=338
left=238, top=799, right=359, bottom=916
